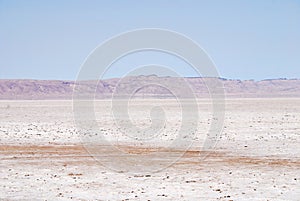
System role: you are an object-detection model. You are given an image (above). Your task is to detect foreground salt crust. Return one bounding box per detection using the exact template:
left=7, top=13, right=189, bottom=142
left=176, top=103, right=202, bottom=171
left=0, top=99, right=299, bottom=200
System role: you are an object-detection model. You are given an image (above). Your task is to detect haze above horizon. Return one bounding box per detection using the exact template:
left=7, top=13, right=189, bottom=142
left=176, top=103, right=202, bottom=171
left=1, top=0, right=300, bottom=81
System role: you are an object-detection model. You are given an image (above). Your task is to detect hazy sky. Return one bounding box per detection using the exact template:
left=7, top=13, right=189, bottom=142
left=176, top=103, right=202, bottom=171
left=1, top=0, right=300, bottom=80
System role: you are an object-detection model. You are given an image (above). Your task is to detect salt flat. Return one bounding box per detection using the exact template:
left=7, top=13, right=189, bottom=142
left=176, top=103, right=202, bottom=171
left=0, top=99, right=299, bottom=200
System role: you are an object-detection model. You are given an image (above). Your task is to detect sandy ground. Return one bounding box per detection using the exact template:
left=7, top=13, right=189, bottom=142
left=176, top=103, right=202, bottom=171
left=0, top=99, right=299, bottom=200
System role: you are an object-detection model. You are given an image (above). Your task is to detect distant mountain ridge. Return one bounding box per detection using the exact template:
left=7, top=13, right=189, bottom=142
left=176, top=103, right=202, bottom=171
left=1, top=76, right=300, bottom=99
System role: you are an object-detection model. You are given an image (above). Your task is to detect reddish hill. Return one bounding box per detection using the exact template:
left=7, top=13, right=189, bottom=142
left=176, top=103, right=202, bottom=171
left=0, top=77, right=300, bottom=99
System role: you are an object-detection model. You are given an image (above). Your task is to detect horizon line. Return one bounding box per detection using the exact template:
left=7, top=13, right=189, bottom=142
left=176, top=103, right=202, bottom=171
left=0, top=76, right=299, bottom=82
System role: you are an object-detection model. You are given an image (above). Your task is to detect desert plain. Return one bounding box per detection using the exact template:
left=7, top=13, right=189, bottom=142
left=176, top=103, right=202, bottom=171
left=0, top=98, right=299, bottom=200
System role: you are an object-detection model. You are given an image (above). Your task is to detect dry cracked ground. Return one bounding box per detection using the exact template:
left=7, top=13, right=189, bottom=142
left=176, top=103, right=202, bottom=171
left=0, top=99, right=299, bottom=200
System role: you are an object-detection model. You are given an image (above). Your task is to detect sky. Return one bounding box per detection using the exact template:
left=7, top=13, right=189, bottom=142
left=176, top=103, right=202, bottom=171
left=0, top=0, right=300, bottom=80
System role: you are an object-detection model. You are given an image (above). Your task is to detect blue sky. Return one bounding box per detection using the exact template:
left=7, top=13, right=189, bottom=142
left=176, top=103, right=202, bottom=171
left=0, top=0, right=300, bottom=80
